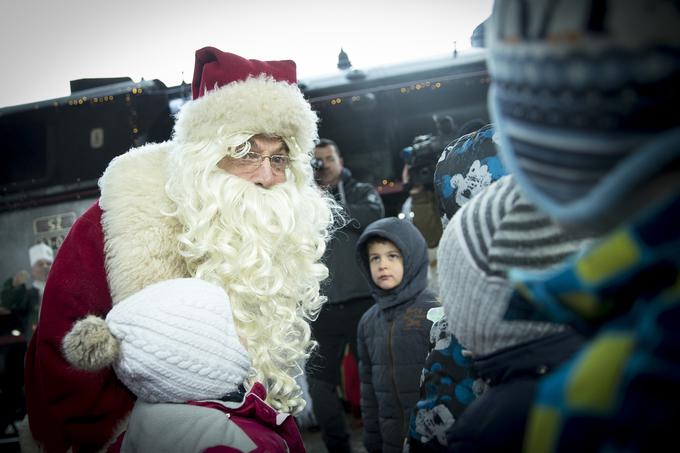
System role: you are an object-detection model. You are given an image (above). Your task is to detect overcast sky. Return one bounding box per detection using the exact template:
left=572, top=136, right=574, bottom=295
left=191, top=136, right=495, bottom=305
left=0, top=0, right=493, bottom=109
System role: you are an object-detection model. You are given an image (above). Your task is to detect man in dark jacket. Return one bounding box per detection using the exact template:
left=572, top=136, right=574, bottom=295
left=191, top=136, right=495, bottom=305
left=307, top=138, right=385, bottom=453
left=355, top=217, right=439, bottom=453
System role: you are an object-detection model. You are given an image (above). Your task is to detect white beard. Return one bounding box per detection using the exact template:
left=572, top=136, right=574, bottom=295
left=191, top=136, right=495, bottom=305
left=166, top=165, right=334, bottom=413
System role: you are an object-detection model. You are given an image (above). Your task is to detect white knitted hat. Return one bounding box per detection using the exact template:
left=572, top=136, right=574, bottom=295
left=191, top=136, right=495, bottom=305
left=438, top=176, right=591, bottom=357
left=105, top=278, right=251, bottom=403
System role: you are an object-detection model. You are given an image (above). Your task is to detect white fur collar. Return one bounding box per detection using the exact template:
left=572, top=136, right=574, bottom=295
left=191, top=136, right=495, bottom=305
left=98, top=142, right=189, bottom=304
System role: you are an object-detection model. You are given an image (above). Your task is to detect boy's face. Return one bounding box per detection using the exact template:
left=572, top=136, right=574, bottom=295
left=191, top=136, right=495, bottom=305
left=367, top=240, right=404, bottom=291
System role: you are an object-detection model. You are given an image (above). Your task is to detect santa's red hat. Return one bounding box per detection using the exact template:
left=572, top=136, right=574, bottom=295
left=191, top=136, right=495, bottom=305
left=192, top=47, right=296, bottom=99
left=174, top=47, right=318, bottom=163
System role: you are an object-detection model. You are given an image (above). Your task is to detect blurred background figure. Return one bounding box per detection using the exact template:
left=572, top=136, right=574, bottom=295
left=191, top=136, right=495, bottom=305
left=0, top=243, right=51, bottom=447
left=1, top=243, right=53, bottom=342
left=400, top=164, right=442, bottom=293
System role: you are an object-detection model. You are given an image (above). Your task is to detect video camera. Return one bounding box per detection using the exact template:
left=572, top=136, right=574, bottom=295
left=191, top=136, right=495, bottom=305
left=311, top=157, right=324, bottom=171
left=402, top=115, right=458, bottom=187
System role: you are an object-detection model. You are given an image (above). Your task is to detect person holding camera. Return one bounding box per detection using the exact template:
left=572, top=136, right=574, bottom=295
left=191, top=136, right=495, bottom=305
left=307, top=138, right=384, bottom=453
left=400, top=164, right=443, bottom=294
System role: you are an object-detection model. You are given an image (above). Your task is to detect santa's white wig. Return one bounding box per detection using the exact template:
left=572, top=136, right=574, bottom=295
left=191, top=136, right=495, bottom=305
left=164, top=132, right=338, bottom=413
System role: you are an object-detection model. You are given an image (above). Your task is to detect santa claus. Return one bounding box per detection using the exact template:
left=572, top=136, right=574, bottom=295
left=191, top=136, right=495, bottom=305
left=22, top=47, right=337, bottom=452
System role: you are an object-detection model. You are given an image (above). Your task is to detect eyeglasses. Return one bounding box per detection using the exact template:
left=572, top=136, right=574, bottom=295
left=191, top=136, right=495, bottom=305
left=230, top=152, right=291, bottom=174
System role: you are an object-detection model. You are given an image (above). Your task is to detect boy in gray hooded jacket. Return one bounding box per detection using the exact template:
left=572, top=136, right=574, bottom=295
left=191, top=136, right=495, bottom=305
left=356, top=217, right=439, bottom=453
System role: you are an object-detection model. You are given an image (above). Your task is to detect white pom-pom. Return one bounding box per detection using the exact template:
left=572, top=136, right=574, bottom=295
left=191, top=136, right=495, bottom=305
left=62, top=315, right=120, bottom=371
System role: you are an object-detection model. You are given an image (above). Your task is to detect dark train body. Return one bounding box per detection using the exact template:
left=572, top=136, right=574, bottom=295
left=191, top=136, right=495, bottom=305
left=0, top=49, right=489, bottom=279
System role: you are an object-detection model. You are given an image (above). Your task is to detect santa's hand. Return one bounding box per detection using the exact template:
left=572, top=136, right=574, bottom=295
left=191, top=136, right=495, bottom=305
left=63, top=278, right=251, bottom=403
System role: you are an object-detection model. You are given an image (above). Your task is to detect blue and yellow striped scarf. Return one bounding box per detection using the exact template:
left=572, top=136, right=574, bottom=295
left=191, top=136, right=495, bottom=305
left=504, top=190, right=680, bottom=452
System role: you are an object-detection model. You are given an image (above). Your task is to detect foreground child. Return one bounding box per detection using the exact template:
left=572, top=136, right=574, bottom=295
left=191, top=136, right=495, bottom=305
left=71, top=278, right=305, bottom=452
left=355, top=218, right=439, bottom=453
left=484, top=0, right=680, bottom=449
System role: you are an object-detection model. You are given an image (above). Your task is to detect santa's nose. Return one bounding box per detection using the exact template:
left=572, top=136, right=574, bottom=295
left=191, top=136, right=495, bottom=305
left=251, top=159, right=278, bottom=188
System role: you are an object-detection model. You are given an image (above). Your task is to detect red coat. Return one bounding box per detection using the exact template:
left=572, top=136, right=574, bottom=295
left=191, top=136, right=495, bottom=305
left=25, top=141, right=185, bottom=452
left=25, top=202, right=135, bottom=452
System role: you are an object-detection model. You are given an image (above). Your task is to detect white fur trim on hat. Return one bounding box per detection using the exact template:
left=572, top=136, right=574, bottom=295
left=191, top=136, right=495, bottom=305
left=63, top=278, right=251, bottom=403
left=173, top=75, right=318, bottom=163
left=29, top=243, right=53, bottom=267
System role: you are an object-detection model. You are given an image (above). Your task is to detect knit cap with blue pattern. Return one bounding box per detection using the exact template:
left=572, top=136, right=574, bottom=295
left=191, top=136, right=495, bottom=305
left=105, top=278, right=251, bottom=403
left=437, top=175, right=591, bottom=357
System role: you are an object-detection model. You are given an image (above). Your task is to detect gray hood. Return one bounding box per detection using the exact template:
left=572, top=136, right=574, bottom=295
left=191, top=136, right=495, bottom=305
left=356, top=217, right=429, bottom=310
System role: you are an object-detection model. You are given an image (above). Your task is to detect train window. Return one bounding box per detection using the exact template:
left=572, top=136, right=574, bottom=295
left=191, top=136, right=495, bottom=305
left=0, top=109, right=49, bottom=190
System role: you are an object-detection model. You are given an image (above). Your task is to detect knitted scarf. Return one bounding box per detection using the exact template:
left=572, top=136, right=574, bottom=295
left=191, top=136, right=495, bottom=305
left=504, top=189, right=680, bottom=452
